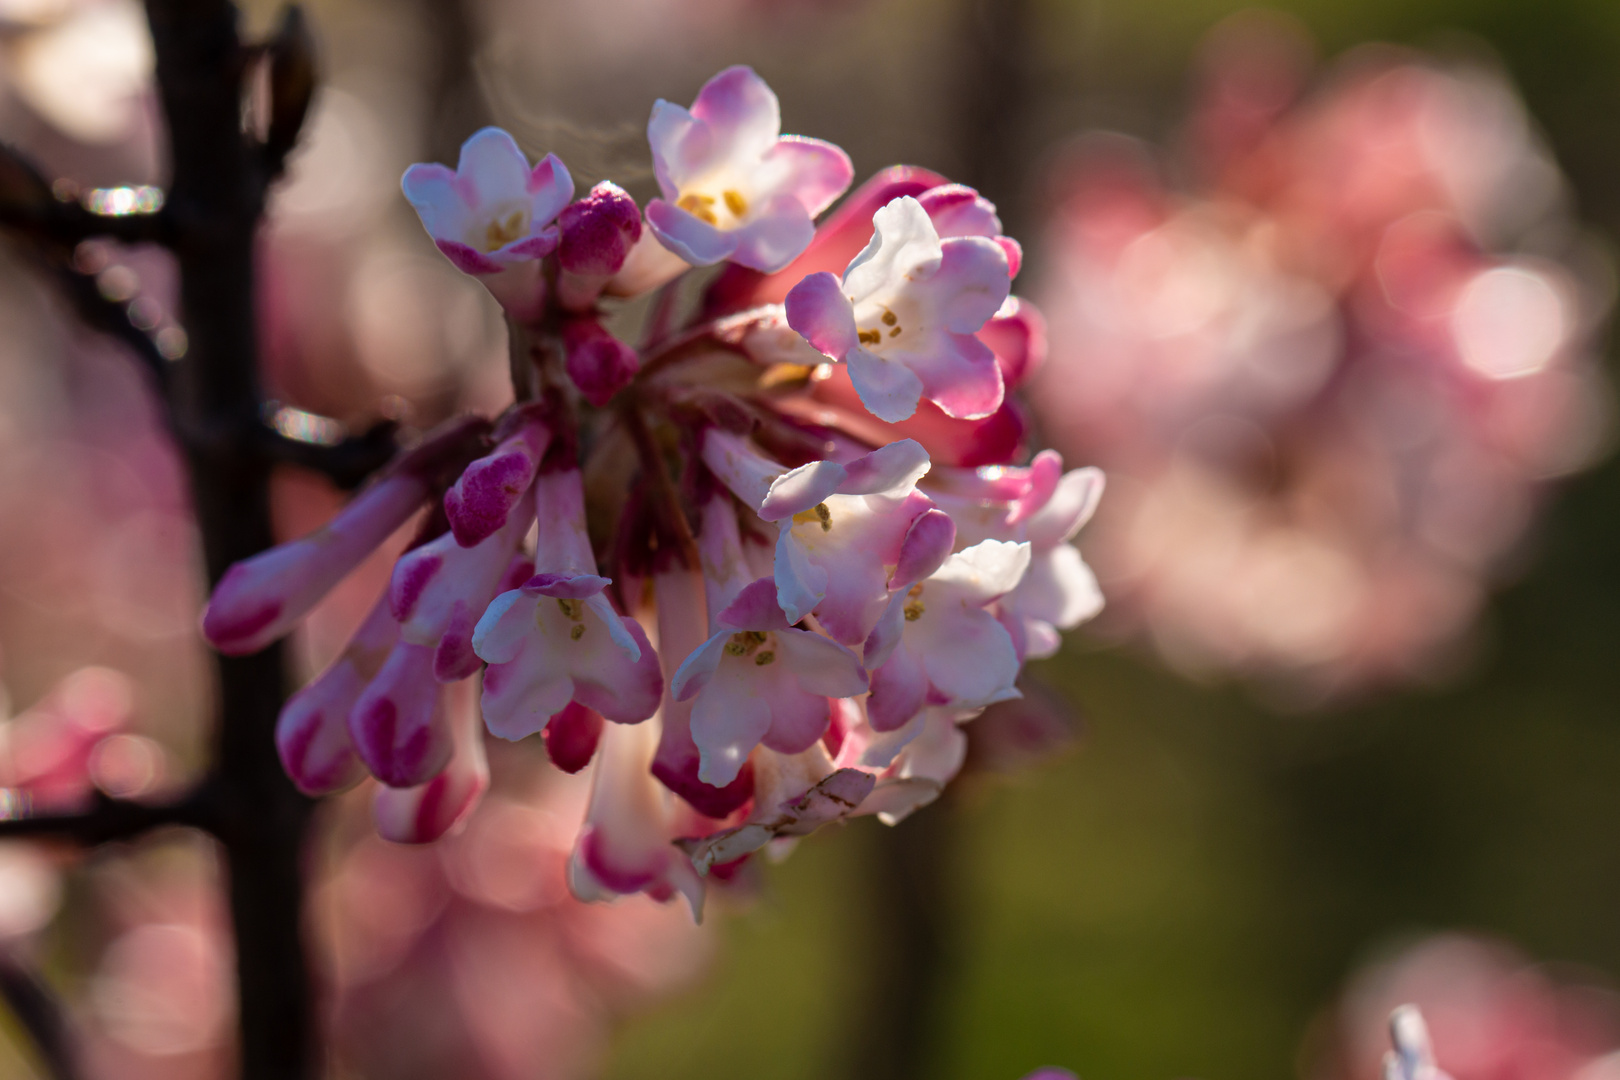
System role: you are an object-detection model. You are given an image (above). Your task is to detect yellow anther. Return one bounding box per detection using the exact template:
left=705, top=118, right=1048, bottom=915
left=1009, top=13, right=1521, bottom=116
left=881, top=309, right=898, bottom=326
left=724, top=640, right=748, bottom=657
left=723, top=189, right=748, bottom=218
left=570, top=623, right=587, bottom=641
left=557, top=598, right=584, bottom=621
left=753, top=650, right=776, bottom=666
left=889, top=326, right=902, bottom=337
left=726, top=630, right=770, bottom=658
left=904, top=601, right=925, bottom=621
left=483, top=209, right=528, bottom=252
left=858, top=329, right=882, bottom=346
left=907, top=583, right=924, bottom=598
left=678, top=192, right=718, bottom=225
left=792, top=502, right=833, bottom=532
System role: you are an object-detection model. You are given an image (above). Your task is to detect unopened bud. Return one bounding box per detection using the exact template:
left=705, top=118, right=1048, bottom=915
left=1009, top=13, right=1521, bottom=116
left=562, top=317, right=639, bottom=407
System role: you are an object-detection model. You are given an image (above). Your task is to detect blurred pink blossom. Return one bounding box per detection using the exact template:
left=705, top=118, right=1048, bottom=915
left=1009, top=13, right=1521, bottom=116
left=1033, top=23, right=1611, bottom=696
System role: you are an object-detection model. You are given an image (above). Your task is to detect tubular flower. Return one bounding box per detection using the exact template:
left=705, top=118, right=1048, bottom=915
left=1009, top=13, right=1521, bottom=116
left=864, top=540, right=1030, bottom=731
left=701, top=430, right=942, bottom=644
left=786, top=194, right=1011, bottom=422
left=472, top=468, right=662, bottom=741
left=203, top=65, right=1102, bottom=918
left=402, top=127, right=575, bottom=323
left=646, top=65, right=853, bottom=273
left=672, top=577, right=868, bottom=787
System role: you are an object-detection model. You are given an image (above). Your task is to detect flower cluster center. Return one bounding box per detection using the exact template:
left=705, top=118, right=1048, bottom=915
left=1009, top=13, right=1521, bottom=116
left=904, top=582, right=926, bottom=622
left=554, top=597, right=588, bottom=640
left=792, top=502, right=834, bottom=532
left=678, top=188, right=749, bottom=227
left=479, top=207, right=530, bottom=252
left=724, top=629, right=776, bottom=665
left=856, top=306, right=906, bottom=350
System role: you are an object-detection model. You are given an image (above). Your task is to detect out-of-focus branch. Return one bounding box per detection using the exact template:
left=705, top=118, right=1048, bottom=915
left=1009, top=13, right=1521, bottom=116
left=258, top=418, right=401, bottom=489
left=0, top=144, right=172, bottom=249
left=260, top=6, right=317, bottom=179
left=0, top=787, right=217, bottom=845
left=0, top=958, right=81, bottom=1080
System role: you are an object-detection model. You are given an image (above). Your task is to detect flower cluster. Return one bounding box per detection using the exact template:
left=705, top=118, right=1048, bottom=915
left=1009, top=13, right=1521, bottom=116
left=201, top=66, right=1102, bottom=914
left=1030, top=21, right=1610, bottom=696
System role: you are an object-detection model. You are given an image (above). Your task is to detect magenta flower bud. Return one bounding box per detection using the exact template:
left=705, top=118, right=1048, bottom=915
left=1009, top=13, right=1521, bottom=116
left=371, top=676, right=487, bottom=843
left=559, top=183, right=642, bottom=274
left=542, top=700, right=604, bottom=774
left=202, top=472, right=426, bottom=656
left=442, top=414, right=550, bottom=547
left=348, top=641, right=451, bottom=788
left=274, top=594, right=398, bottom=795
left=562, top=317, right=640, bottom=407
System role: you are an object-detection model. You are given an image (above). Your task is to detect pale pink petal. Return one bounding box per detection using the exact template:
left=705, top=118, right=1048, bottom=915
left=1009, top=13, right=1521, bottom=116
left=844, top=197, right=943, bottom=304
left=773, top=524, right=829, bottom=625
left=933, top=235, right=1013, bottom=334
left=930, top=539, right=1032, bottom=607
left=784, top=271, right=857, bottom=360
left=479, top=644, right=575, bottom=741
left=690, top=667, right=773, bottom=787
left=715, top=576, right=792, bottom=632
left=455, top=127, right=533, bottom=208
left=759, top=458, right=847, bottom=522
left=918, top=184, right=1002, bottom=239
left=915, top=609, right=1021, bottom=710
left=905, top=331, right=1005, bottom=420
left=401, top=163, right=465, bottom=237
left=840, top=439, right=931, bottom=495
left=893, top=508, right=957, bottom=587
left=569, top=614, right=663, bottom=723
left=774, top=628, right=868, bottom=698
left=524, top=152, right=575, bottom=224
left=687, top=65, right=780, bottom=163
left=847, top=346, right=925, bottom=423
left=758, top=136, right=853, bottom=217
left=669, top=631, right=729, bottom=702
left=728, top=194, right=816, bottom=274
left=469, top=589, right=531, bottom=666
left=760, top=684, right=831, bottom=755
left=1025, top=467, right=1105, bottom=547
left=866, top=644, right=929, bottom=732
left=645, top=199, right=737, bottom=266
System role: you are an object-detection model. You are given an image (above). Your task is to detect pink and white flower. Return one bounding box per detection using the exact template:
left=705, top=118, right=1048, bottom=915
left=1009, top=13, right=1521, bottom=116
left=471, top=469, right=662, bottom=741
left=389, top=488, right=535, bottom=683
left=701, top=431, right=946, bottom=645
left=786, top=195, right=1012, bottom=422
left=401, top=127, right=574, bottom=322
left=202, top=472, right=425, bottom=656
left=646, top=65, right=852, bottom=273
left=670, top=577, right=867, bottom=787
left=275, top=593, right=397, bottom=795
left=372, top=675, right=489, bottom=843
left=864, top=539, right=1030, bottom=731
left=570, top=713, right=705, bottom=918
left=346, top=640, right=449, bottom=788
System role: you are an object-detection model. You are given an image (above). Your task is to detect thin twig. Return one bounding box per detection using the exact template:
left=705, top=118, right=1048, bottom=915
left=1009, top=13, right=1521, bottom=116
left=257, top=419, right=401, bottom=489
left=0, top=787, right=216, bottom=845
left=619, top=399, right=701, bottom=571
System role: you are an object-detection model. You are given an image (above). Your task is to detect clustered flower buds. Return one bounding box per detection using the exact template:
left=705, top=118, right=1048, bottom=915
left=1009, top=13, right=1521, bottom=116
left=200, top=65, right=1104, bottom=916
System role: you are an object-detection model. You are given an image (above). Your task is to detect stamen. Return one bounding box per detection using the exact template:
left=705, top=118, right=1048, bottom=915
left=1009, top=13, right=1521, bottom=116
left=791, top=502, right=834, bottom=531
left=858, top=329, right=882, bottom=346
left=557, top=598, right=584, bottom=621
left=570, top=623, right=587, bottom=641
left=881, top=310, right=898, bottom=326
left=753, top=650, right=776, bottom=666
left=904, top=600, right=925, bottom=621
left=483, top=209, right=528, bottom=251
left=723, top=189, right=748, bottom=218
left=678, top=193, right=718, bottom=225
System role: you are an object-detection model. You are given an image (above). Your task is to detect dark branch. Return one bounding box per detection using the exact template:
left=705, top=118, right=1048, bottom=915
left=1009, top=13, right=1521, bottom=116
left=0, top=959, right=81, bottom=1080
left=258, top=418, right=401, bottom=489
left=260, top=6, right=317, bottom=179
left=0, top=787, right=216, bottom=845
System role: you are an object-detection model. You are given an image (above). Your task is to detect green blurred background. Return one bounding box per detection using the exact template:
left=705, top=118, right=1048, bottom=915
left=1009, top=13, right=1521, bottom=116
left=595, top=0, right=1620, bottom=1077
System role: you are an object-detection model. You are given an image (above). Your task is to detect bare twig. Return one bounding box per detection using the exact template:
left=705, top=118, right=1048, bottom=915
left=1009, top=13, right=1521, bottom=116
left=258, top=418, right=401, bottom=489
left=0, top=786, right=217, bottom=845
